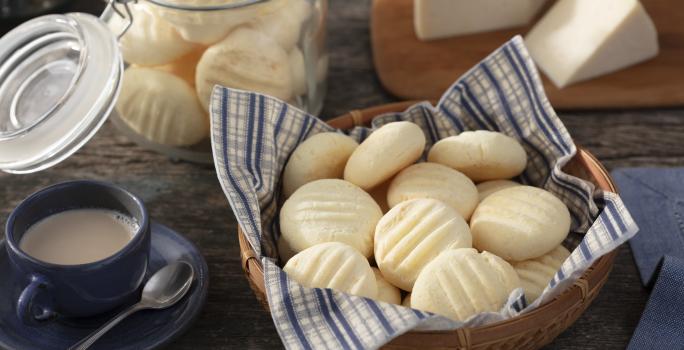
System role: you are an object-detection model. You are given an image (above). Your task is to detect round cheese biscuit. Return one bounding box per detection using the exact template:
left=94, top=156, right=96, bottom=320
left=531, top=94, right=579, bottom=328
left=411, top=248, right=520, bottom=321
left=512, top=245, right=571, bottom=302
left=470, top=186, right=571, bottom=261
left=375, top=198, right=472, bottom=291
left=387, top=163, right=478, bottom=220
left=428, top=131, right=527, bottom=182
left=116, top=67, right=208, bottom=146
left=250, top=0, right=312, bottom=51
left=476, top=180, right=521, bottom=203
left=282, top=132, right=359, bottom=197
left=195, top=27, right=292, bottom=112
left=107, top=3, right=196, bottom=66
left=372, top=268, right=402, bottom=305
left=284, top=242, right=377, bottom=299
left=279, top=179, right=382, bottom=258
left=344, top=122, right=426, bottom=190
left=155, top=0, right=286, bottom=45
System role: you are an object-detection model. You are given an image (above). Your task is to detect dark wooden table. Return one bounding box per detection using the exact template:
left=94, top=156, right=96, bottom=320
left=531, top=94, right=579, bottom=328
left=2, top=1, right=679, bottom=349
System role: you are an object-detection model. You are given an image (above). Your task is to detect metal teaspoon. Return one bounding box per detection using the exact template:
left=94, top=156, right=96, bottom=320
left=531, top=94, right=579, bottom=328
left=69, top=261, right=195, bottom=350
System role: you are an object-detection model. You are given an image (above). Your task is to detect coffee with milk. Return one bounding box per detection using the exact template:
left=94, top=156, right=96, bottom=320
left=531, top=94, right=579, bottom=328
left=19, top=209, right=138, bottom=265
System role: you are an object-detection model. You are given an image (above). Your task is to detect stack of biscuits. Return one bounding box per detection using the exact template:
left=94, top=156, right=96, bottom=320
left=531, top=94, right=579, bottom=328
left=278, top=122, right=572, bottom=322
left=108, top=0, right=321, bottom=146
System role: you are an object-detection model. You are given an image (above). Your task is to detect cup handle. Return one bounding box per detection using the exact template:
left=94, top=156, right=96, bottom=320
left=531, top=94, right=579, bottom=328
left=17, top=274, right=57, bottom=324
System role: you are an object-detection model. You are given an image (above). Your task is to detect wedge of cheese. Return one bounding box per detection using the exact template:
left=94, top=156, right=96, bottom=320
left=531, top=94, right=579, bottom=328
left=525, top=0, right=659, bottom=88
left=414, top=0, right=548, bottom=41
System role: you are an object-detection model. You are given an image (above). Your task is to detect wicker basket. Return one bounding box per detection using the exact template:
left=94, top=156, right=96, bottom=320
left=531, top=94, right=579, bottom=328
left=238, top=101, right=619, bottom=349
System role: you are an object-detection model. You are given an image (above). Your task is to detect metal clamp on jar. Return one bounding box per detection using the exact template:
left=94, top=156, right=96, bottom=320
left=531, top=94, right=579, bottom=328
left=0, top=0, right=327, bottom=172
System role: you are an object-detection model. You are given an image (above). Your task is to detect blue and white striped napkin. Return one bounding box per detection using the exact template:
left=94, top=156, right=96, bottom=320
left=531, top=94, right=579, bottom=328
left=210, top=36, right=639, bottom=349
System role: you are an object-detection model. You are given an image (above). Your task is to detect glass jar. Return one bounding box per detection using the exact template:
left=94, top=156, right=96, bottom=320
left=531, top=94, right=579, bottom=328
left=0, top=0, right=328, bottom=173
left=104, top=0, right=328, bottom=163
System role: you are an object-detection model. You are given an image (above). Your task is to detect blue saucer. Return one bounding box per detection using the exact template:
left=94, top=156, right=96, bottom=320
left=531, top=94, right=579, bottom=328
left=0, top=222, right=209, bottom=350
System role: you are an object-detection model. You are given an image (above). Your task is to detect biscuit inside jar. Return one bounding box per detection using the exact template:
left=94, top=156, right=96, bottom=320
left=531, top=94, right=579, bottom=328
left=110, top=0, right=323, bottom=154
left=116, top=67, right=208, bottom=146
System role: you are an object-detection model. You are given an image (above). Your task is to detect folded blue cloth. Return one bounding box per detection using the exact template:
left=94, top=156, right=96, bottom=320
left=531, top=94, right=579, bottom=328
left=627, top=255, right=684, bottom=350
left=612, top=168, right=684, bottom=286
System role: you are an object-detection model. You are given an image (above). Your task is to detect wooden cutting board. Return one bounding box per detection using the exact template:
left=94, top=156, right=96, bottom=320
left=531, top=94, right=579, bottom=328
left=371, top=0, right=684, bottom=109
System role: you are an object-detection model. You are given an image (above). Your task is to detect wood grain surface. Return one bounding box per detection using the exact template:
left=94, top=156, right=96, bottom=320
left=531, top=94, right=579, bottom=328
left=1, top=1, right=678, bottom=349
left=371, top=0, right=684, bottom=109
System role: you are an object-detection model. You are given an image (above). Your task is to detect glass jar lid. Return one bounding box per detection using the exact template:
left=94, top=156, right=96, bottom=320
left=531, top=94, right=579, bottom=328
left=0, top=13, right=122, bottom=174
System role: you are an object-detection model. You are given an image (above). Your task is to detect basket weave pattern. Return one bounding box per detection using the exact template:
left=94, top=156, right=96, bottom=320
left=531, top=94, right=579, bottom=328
left=237, top=101, right=619, bottom=349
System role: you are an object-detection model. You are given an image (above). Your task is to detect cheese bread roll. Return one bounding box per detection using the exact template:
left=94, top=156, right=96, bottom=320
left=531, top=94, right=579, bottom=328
left=284, top=242, right=377, bottom=299
left=428, top=131, right=527, bottom=182
left=345, top=122, right=426, bottom=190
left=155, top=0, right=286, bottom=45
left=108, top=3, right=196, bottom=66
left=388, top=163, right=478, bottom=220
left=250, top=0, right=312, bottom=51
left=512, top=245, right=571, bottom=302
left=116, top=67, right=208, bottom=146
left=411, top=248, right=520, bottom=321
left=470, top=186, right=571, bottom=261
left=375, top=198, right=472, bottom=291
left=372, top=268, right=402, bottom=305
left=279, top=179, right=382, bottom=258
left=282, top=132, right=358, bottom=197
left=195, top=28, right=292, bottom=112
left=476, top=179, right=521, bottom=203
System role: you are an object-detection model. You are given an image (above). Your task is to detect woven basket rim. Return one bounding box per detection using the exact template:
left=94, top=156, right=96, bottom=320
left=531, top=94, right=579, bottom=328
left=236, top=101, right=620, bottom=348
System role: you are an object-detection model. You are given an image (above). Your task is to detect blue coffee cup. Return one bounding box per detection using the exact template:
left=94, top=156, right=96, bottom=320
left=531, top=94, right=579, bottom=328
left=5, top=180, right=150, bottom=323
